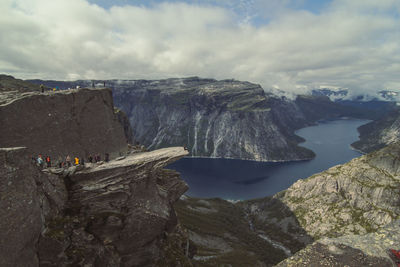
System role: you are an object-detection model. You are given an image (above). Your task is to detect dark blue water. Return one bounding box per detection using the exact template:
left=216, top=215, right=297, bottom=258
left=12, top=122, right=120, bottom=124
left=168, top=119, right=369, bottom=200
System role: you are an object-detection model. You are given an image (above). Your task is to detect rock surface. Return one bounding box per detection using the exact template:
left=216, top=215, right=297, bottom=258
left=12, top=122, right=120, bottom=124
left=0, top=87, right=127, bottom=159
left=352, top=109, right=400, bottom=153
left=276, top=220, right=400, bottom=266
left=0, top=147, right=67, bottom=267
left=111, top=77, right=316, bottom=162
left=40, top=147, right=190, bottom=266
left=30, top=77, right=380, bottom=162
left=0, top=146, right=190, bottom=266
left=0, top=77, right=192, bottom=266
left=273, top=142, right=400, bottom=239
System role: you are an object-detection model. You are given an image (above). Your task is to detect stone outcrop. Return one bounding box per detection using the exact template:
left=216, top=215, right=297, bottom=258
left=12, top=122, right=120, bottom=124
left=0, top=87, right=128, bottom=159
left=276, top=220, right=400, bottom=266
left=0, top=146, right=190, bottom=266
left=239, top=143, right=400, bottom=266
left=39, top=147, right=189, bottom=266
left=0, top=77, right=192, bottom=266
left=272, top=142, right=400, bottom=239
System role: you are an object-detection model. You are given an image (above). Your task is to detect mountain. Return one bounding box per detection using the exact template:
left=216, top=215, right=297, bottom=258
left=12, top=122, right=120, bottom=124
left=30, top=77, right=392, bottom=162
left=311, top=88, right=348, bottom=101
left=112, top=78, right=319, bottom=162
left=174, top=142, right=400, bottom=266
left=351, top=109, right=400, bottom=153
left=0, top=76, right=192, bottom=266
left=111, top=78, right=383, bottom=162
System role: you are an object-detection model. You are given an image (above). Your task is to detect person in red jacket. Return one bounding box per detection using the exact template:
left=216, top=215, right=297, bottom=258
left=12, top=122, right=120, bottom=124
left=45, top=156, right=51, bottom=168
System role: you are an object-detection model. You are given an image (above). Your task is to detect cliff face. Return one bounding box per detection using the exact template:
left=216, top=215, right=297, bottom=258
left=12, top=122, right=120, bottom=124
left=352, top=109, right=400, bottom=153
left=0, top=77, right=192, bottom=266
left=245, top=143, right=400, bottom=241
left=41, top=147, right=189, bottom=266
left=111, top=78, right=314, bottom=162
left=0, top=147, right=190, bottom=266
left=30, top=77, right=380, bottom=162
left=0, top=147, right=67, bottom=267
left=0, top=87, right=127, bottom=159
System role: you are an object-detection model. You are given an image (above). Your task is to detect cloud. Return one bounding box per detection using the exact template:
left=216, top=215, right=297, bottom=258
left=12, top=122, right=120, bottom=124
left=1, top=0, right=400, bottom=95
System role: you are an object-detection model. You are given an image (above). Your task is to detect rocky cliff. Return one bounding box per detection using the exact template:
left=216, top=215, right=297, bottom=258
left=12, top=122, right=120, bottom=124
left=247, top=142, right=400, bottom=240
left=175, top=143, right=400, bottom=266
left=0, top=146, right=190, bottom=266
left=111, top=77, right=316, bottom=162
left=30, top=77, right=381, bottom=162
left=276, top=219, right=400, bottom=266
left=0, top=77, right=193, bottom=266
left=0, top=147, right=66, bottom=267
left=0, top=86, right=128, bottom=159
left=352, top=109, right=400, bottom=153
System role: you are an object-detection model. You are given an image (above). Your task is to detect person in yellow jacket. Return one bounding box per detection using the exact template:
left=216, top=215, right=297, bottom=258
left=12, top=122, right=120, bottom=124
left=75, top=157, right=79, bottom=165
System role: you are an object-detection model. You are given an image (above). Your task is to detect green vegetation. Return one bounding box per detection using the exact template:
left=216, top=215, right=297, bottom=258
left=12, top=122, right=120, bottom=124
left=174, top=197, right=287, bottom=266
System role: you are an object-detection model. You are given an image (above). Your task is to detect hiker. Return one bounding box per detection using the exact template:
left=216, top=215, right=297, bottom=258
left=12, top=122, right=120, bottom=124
left=57, top=156, right=63, bottom=168
left=105, top=153, right=109, bottom=162
left=184, top=145, right=188, bottom=151
left=37, top=155, right=44, bottom=169
left=80, top=157, right=85, bottom=166
left=46, top=155, right=51, bottom=168
left=88, top=154, right=93, bottom=163
left=75, top=157, right=79, bottom=166
left=66, top=155, right=71, bottom=167
left=31, top=155, right=36, bottom=165
left=103, top=81, right=106, bottom=87
left=40, top=84, right=44, bottom=93
left=92, top=81, right=95, bottom=88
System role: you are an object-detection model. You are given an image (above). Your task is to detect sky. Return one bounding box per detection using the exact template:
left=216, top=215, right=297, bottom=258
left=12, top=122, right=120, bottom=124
left=1, top=0, right=400, bottom=95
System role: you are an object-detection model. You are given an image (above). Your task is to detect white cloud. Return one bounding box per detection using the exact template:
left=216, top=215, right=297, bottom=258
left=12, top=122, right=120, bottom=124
left=0, top=0, right=400, bottom=95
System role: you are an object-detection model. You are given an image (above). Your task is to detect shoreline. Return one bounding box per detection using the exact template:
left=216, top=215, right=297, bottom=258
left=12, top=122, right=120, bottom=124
left=182, top=155, right=314, bottom=163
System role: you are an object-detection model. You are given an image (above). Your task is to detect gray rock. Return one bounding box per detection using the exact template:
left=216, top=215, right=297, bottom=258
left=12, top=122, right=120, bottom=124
left=0, top=87, right=128, bottom=160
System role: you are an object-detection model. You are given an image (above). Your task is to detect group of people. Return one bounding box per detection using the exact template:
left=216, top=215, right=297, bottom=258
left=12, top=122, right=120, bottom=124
left=39, top=81, right=107, bottom=93
left=34, top=153, right=110, bottom=169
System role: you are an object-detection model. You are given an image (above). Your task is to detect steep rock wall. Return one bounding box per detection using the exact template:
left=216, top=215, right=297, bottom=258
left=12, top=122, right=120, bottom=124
left=38, top=147, right=189, bottom=266
left=352, top=109, right=400, bottom=153
left=0, top=88, right=127, bottom=159
left=0, top=147, right=190, bottom=266
left=0, top=147, right=67, bottom=267
left=112, top=78, right=314, bottom=161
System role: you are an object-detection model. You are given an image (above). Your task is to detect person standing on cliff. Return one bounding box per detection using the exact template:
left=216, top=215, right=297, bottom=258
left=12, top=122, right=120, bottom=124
left=57, top=155, right=63, bottom=168
left=40, top=84, right=44, bottom=93
left=37, top=155, right=44, bottom=169
left=105, top=153, right=109, bottom=162
left=45, top=155, right=51, bottom=168
left=66, top=155, right=71, bottom=167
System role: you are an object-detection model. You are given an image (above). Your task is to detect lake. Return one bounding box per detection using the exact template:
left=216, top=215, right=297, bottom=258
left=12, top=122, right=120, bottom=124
left=168, top=119, right=370, bottom=200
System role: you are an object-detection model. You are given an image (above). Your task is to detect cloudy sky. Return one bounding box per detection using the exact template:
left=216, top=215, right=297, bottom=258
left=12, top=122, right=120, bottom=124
left=1, top=0, right=400, bottom=94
